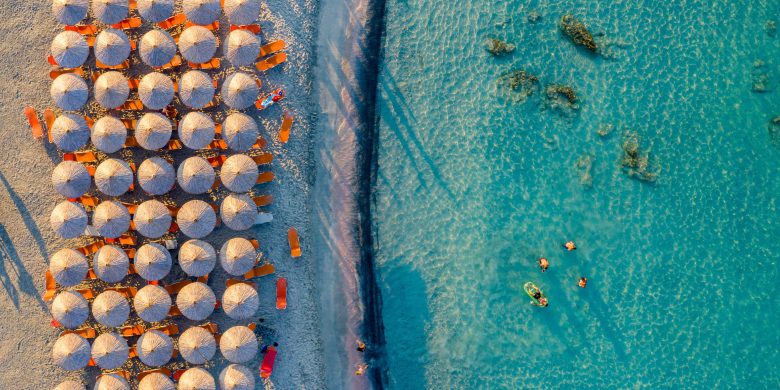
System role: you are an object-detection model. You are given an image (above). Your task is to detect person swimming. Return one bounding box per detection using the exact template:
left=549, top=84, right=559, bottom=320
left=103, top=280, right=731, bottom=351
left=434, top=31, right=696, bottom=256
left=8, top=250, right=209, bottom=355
left=578, top=277, right=587, bottom=288
left=564, top=241, right=577, bottom=251
left=356, top=340, right=366, bottom=352
left=538, top=257, right=549, bottom=272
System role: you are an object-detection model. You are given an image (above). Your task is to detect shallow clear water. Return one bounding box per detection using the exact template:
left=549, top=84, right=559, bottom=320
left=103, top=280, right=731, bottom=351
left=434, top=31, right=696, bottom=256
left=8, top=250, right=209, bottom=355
left=372, top=0, right=780, bottom=388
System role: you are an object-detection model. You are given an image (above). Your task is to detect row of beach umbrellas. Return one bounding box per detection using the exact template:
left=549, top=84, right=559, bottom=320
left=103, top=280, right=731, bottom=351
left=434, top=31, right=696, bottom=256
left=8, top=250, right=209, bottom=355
left=54, top=0, right=261, bottom=27
left=56, top=364, right=254, bottom=390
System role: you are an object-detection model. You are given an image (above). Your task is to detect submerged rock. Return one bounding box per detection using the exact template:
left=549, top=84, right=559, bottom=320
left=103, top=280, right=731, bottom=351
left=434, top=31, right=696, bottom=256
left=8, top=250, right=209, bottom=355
left=766, top=20, right=777, bottom=37
left=497, top=69, right=540, bottom=103
left=575, top=154, right=594, bottom=187
left=527, top=11, right=541, bottom=24
left=544, top=84, right=580, bottom=113
left=559, top=15, right=598, bottom=52
left=620, top=132, right=658, bottom=183
left=485, top=38, right=516, bottom=56
left=597, top=124, right=614, bottom=138
left=769, top=115, right=780, bottom=146
left=751, top=60, right=772, bottom=93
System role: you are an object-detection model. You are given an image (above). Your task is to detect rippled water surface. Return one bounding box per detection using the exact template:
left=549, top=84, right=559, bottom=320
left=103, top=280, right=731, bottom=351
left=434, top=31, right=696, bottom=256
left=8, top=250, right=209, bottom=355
left=372, top=0, right=780, bottom=388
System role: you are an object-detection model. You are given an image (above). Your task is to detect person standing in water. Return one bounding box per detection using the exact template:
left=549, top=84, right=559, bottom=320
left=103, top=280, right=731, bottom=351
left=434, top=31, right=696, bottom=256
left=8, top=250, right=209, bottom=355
left=564, top=241, right=577, bottom=251
left=356, top=340, right=366, bottom=352
left=578, top=277, right=588, bottom=288
left=538, top=257, right=549, bottom=272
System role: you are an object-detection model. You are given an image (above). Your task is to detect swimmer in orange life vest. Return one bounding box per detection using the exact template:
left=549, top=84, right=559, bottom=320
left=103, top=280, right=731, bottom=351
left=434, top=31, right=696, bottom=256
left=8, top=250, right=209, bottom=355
left=564, top=241, right=577, bottom=251
left=578, top=277, right=587, bottom=288
left=538, top=257, right=549, bottom=272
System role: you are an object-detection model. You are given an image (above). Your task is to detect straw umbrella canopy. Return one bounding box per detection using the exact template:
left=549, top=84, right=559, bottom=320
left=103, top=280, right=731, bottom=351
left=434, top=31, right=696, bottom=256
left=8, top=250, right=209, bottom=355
left=92, top=290, right=130, bottom=327
left=49, top=248, right=89, bottom=286
left=137, top=329, right=174, bottom=367
left=221, top=154, right=258, bottom=193
left=95, top=71, right=130, bottom=109
left=219, top=326, right=258, bottom=363
left=222, top=283, right=258, bottom=320
left=95, top=29, right=131, bottom=66
left=178, top=239, right=216, bottom=277
left=224, top=0, right=260, bottom=26
left=93, top=0, right=128, bottom=25
left=139, top=72, right=174, bottom=110
left=138, top=0, right=174, bottom=22
left=179, top=26, right=217, bottom=64
left=51, top=113, right=89, bottom=151
left=138, top=373, right=175, bottom=390
left=136, top=112, right=173, bottom=150
left=220, top=194, right=257, bottom=231
left=177, top=156, right=215, bottom=194
left=224, top=29, right=259, bottom=67
left=51, top=290, right=89, bottom=329
left=138, top=157, right=175, bottom=195
left=52, top=333, right=90, bottom=370
left=51, top=31, right=88, bottom=68
left=134, top=284, right=171, bottom=323
left=52, top=161, right=90, bottom=198
left=134, top=200, right=172, bottom=239
left=183, top=0, right=221, bottom=25
left=221, top=72, right=259, bottom=109
left=178, top=70, right=215, bottom=108
left=50, top=201, right=87, bottom=239
left=176, top=200, right=217, bottom=238
left=94, top=374, right=130, bottom=390
left=222, top=113, right=259, bottom=152
left=178, top=367, right=216, bottom=390
left=176, top=282, right=216, bottom=321
left=135, top=242, right=172, bottom=281
left=53, top=0, right=88, bottom=25
left=92, top=116, right=127, bottom=153
left=219, top=364, right=255, bottom=390
left=219, top=238, right=256, bottom=276
left=178, top=112, right=215, bottom=150
left=51, top=74, right=88, bottom=111
left=93, top=244, right=129, bottom=282
left=94, top=158, right=133, bottom=196
left=91, top=332, right=129, bottom=369
left=140, top=29, right=177, bottom=67
left=93, top=201, right=131, bottom=238
left=178, top=326, right=217, bottom=364
left=54, top=380, right=86, bottom=390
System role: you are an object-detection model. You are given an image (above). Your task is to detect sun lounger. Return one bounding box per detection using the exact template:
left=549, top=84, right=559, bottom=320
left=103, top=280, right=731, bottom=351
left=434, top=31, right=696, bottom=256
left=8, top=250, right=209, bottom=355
left=49, top=68, right=84, bottom=80
left=47, top=55, right=59, bottom=67
left=76, top=241, right=105, bottom=256
left=43, top=108, right=56, bottom=140
left=74, top=195, right=100, bottom=207
left=96, top=59, right=131, bottom=70
left=207, top=139, right=228, bottom=150
left=118, top=234, right=138, bottom=246
left=230, top=24, right=261, bottom=34
left=256, top=52, right=287, bottom=72
left=252, top=153, right=274, bottom=165
left=129, top=0, right=138, bottom=10
left=276, top=278, right=287, bottom=310
left=123, top=136, right=139, bottom=148
left=128, top=346, right=138, bottom=358
left=44, top=270, right=57, bottom=301
left=168, top=305, right=182, bottom=316
left=256, top=171, right=274, bottom=184
left=151, top=323, right=179, bottom=336
left=253, top=195, right=273, bottom=207
left=61, top=327, right=97, bottom=339
left=261, top=346, right=278, bottom=378
left=86, top=269, right=98, bottom=280
left=137, top=368, right=172, bottom=382
left=226, top=279, right=256, bottom=288
left=255, top=212, right=273, bottom=225
left=121, top=99, right=144, bottom=110
left=24, top=107, right=43, bottom=140
left=198, top=323, right=219, bottom=334
left=242, top=263, right=275, bottom=279
left=207, top=155, right=228, bottom=167
left=158, top=14, right=187, bottom=29
left=164, top=279, right=191, bottom=295
left=288, top=228, right=302, bottom=258
left=74, top=151, right=98, bottom=163
left=188, top=57, right=221, bottom=69
left=76, top=288, right=96, bottom=300
left=128, top=78, right=140, bottom=90
left=65, top=25, right=98, bottom=35
left=278, top=112, right=294, bottom=143
left=185, top=20, right=220, bottom=31
left=111, top=17, right=142, bottom=30
left=166, top=139, right=184, bottom=150
left=120, top=324, right=145, bottom=338
left=157, top=55, right=183, bottom=70
left=259, top=40, right=286, bottom=58
left=106, top=286, right=138, bottom=298
left=249, top=239, right=260, bottom=250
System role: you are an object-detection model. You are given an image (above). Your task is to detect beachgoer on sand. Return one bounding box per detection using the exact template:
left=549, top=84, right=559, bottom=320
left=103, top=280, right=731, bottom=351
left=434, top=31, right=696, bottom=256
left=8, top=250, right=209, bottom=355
left=538, top=257, right=549, bottom=272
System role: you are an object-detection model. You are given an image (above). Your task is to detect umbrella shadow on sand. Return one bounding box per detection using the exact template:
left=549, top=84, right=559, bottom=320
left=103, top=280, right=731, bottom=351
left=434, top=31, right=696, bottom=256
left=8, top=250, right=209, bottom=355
left=0, top=224, right=46, bottom=310
left=0, top=171, right=49, bottom=260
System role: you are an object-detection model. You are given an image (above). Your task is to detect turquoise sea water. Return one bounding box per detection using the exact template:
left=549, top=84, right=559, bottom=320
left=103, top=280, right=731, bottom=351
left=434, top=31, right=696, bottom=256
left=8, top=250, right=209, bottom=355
left=372, top=0, right=780, bottom=388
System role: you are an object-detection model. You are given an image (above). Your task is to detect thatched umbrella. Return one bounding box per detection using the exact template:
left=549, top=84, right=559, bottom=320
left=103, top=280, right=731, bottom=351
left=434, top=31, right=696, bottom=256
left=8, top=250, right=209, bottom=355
left=52, top=333, right=90, bottom=370
left=178, top=112, right=215, bottom=150
left=51, top=290, right=89, bottom=329
left=219, top=325, right=258, bottom=363
left=222, top=282, right=258, bottom=320
left=50, top=201, right=87, bottom=239
left=219, top=238, right=256, bottom=276
left=179, top=26, right=217, bottom=64
left=221, top=154, right=258, bottom=193
left=139, top=72, right=174, bottom=110
left=49, top=248, right=88, bottom=287
left=52, top=161, right=90, bottom=198
left=51, top=31, right=89, bottom=68
left=219, top=364, right=255, bottom=390
left=134, top=284, right=171, bottom=323
left=178, top=367, right=216, bottom=390
left=221, top=72, right=259, bottom=109
left=177, top=156, right=215, bottom=194
left=220, top=194, right=257, bottom=231
left=94, top=29, right=131, bottom=66
left=224, top=0, right=260, bottom=26
left=136, top=112, right=173, bottom=150
left=178, top=239, right=216, bottom=277
left=94, top=158, right=133, bottom=196
left=179, top=70, right=215, bottom=109
left=176, top=200, right=216, bottom=238
left=137, top=329, right=173, bottom=367
left=222, top=113, right=258, bottom=152
left=137, top=157, right=175, bottom=195
left=135, top=242, right=172, bottom=281
left=91, top=332, right=129, bottom=369
left=54, top=380, right=86, bottom=390
left=93, top=201, right=131, bottom=238
left=94, top=374, right=130, bottom=390
left=51, top=113, right=89, bottom=151
left=224, top=29, right=259, bottom=67
left=53, top=0, right=88, bottom=25
left=93, top=0, right=128, bottom=25
left=178, top=326, right=217, bottom=364
left=138, top=373, right=175, bottom=390
left=94, top=71, right=130, bottom=109
left=138, top=0, right=174, bottom=22
left=134, top=200, right=172, bottom=239
left=176, top=281, right=216, bottom=321
left=92, top=116, right=127, bottom=153
left=92, top=290, right=130, bottom=327
left=51, top=74, right=88, bottom=111
left=183, top=0, right=221, bottom=25
left=93, top=244, right=129, bottom=283
left=140, top=29, right=177, bottom=67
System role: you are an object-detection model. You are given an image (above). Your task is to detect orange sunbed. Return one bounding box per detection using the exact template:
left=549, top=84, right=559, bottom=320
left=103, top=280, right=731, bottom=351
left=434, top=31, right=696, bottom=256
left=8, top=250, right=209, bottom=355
left=96, top=59, right=131, bottom=70
left=199, top=323, right=218, bottom=334
left=168, top=305, right=182, bottom=317
left=152, top=323, right=179, bottom=336
left=106, top=286, right=137, bottom=298
left=250, top=239, right=260, bottom=250
left=256, top=171, right=274, bottom=184
left=74, top=151, right=98, bottom=163
left=62, top=327, right=97, bottom=339
left=188, top=57, right=221, bottom=69
left=157, top=14, right=186, bottom=29
left=76, top=241, right=105, bottom=256
left=128, top=346, right=138, bottom=358
left=259, top=40, right=286, bottom=58
left=256, top=52, right=287, bottom=72
left=185, top=20, right=220, bottom=31
left=226, top=279, right=256, bottom=288
left=43, top=108, right=56, bottom=140
left=157, top=55, right=183, bottom=70
left=276, top=278, right=287, bottom=309
left=44, top=270, right=57, bottom=301
left=120, top=324, right=145, bottom=337
left=137, top=368, right=171, bottom=382
left=288, top=228, right=301, bottom=258
left=207, top=139, right=228, bottom=150
left=76, top=288, right=96, bottom=300
left=243, top=263, right=275, bottom=279
left=230, top=24, right=261, bottom=34
left=166, top=139, right=184, bottom=150
left=123, top=136, right=139, bottom=148
left=47, top=55, right=59, bottom=67
left=65, top=24, right=98, bottom=35
left=128, top=78, right=140, bottom=90
left=164, top=279, right=191, bottom=295
left=118, top=234, right=137, bottom=246
left=49, top=68, right=84, bottom=80
left=111, top=17, right=142, bottom=30
left=253, top=195, right=273, bottom=207
left=121, top=99, right=144, bottom=110
left=252, top=153, right=274, bottom=165
left=207, top=155, right=227, bottom=167
left=278, top=111, right=294, bottom=143
left=24, top=107, right=43, bottom=140
left=261, top=346, right=278, bottom=378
